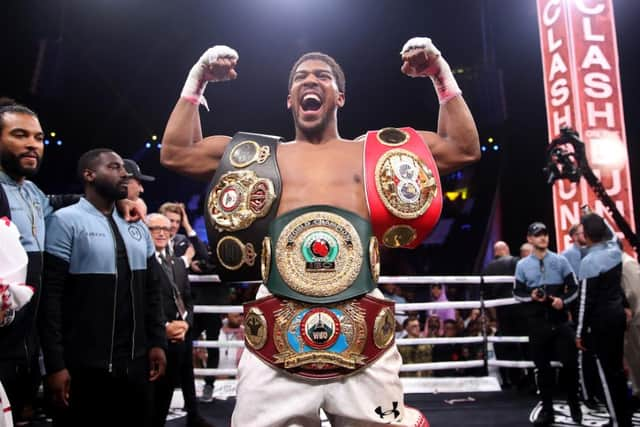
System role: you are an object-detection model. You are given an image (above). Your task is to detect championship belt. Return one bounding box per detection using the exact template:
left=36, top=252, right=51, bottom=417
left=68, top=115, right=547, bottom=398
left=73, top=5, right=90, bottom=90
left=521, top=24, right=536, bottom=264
left=243, top=294, right=396, bottom=379
left=263, top=205, right=380, bottom=304
left=205, top=132, right=282, bottom=282
left=364, top=127, right=442, bottom=248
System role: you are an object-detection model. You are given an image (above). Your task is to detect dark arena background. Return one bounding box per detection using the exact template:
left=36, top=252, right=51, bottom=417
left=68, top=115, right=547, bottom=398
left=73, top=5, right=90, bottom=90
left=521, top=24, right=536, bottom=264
left=2, top=0, right=640, bottom=426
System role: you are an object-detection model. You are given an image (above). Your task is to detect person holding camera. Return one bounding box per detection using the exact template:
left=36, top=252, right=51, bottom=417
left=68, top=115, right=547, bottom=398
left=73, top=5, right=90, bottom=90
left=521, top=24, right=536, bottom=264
left=513, top=222, right=581, bottom=425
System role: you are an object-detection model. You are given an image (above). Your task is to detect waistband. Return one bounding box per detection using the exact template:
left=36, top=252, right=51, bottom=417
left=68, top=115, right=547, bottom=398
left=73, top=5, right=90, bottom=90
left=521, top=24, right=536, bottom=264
left=243, top=294, right=395, bottom=379
left=263, top=205, right=379, bottom=304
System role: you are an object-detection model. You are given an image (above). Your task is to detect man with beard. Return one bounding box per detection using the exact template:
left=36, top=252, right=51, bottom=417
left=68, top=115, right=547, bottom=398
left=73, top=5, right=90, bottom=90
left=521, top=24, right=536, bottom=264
left=38, top=149, right=167, bottom=427
left=514, top=222, right=581, bottom=425
left=0, top=98, right=59, bottom=425
left=160, top=38, right=479, bottom=426
left=0, top=99, right=140, bottom=425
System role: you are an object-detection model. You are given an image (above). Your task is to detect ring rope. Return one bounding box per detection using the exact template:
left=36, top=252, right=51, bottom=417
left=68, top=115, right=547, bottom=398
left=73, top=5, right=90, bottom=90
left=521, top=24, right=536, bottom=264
left=193, top=359, right=562, bottom=378
left=191, top=275, right=559, bottom=386
left=187, top=274, right=515, bottom=284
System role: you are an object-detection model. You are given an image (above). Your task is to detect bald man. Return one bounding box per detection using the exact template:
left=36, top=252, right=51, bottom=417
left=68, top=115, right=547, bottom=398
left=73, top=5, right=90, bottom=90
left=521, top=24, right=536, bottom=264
left=520, top=243, right=533, bottom=258
left=483, top=241, right=526, bottom=389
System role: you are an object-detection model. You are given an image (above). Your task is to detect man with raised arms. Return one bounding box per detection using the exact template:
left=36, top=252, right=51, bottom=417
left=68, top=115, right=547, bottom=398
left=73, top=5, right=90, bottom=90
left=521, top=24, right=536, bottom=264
left=161, top=38, right=479, bottom=426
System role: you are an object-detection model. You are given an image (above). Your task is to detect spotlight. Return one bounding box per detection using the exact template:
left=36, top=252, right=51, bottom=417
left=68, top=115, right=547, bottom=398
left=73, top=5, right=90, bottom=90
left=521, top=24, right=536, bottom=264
left=481, top=145, right=487, bottom=152
left=56, top=140, right=63, bottom=146
left=156, top=143, right=162, bottom=149
left=145, top=142, right=151, bottom=149
left=151, top=135, right=158, bottom=141
left=492, top=145, right=499, bottom=151
left=44, top=139, right=50, bottom=145
left=487, top=137, right=494, bottom=143
left=50, top=132, right=56, bottom=137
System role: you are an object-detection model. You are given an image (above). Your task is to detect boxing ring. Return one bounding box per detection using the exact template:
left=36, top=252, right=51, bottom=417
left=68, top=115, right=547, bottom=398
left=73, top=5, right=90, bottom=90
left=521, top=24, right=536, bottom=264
left=189, top=274, right=531, bottom=392
left=158, top=274, right=640, bottom=426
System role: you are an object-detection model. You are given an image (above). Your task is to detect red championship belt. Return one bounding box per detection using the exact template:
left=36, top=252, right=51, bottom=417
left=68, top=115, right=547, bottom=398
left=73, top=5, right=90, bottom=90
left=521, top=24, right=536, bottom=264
left=243, top=295, right=396, bottom=379
left=364, top=127, right=443, bottom=248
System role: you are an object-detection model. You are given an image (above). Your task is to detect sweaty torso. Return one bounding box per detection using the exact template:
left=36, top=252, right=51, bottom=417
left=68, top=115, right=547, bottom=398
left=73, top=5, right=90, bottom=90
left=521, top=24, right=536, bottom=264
left=276, top=139, right=369, bottom=219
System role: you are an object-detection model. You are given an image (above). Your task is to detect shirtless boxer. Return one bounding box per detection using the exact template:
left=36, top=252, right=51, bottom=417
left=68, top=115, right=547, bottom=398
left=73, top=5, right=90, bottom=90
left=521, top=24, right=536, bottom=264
left=161, top=37, right=479, bottom=427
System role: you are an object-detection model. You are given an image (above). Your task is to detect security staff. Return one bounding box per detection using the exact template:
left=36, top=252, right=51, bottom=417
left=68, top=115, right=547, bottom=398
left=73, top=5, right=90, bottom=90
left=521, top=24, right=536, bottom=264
left=576, top=213, right=631, bottom=427
left=39, top=149, right=166, bottom=427
left=514, top=222, right=581, bottom=425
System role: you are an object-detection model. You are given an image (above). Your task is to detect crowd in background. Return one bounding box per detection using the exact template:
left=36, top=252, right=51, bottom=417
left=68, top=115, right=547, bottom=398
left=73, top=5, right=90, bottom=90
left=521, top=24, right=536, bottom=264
left=1, top=96, right=639, bottom=427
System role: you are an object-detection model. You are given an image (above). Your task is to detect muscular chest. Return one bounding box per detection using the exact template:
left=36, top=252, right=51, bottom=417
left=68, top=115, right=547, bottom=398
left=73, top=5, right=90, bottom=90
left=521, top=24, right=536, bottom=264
left=276, top=142, right=367, bottom=216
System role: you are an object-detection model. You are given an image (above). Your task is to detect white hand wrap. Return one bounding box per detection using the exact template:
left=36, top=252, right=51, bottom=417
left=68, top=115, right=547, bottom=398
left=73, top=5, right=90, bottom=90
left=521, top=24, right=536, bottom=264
left=401, top=37, right=462, bottom=105
left=180, top=45, right=239, bottom=109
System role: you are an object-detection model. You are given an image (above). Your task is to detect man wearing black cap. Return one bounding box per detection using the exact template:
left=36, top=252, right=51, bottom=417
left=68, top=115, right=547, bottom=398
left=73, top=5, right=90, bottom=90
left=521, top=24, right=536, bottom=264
left=124, top=159, right=155, bottom=218
left=513, top=222, right=581, bottom=425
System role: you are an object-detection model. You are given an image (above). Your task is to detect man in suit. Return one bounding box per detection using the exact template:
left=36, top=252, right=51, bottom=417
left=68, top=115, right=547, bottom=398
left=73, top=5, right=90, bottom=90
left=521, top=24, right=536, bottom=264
left=157, top=202, right=223, bottom=402
left=147, top=213, right=214, bottom=427
left=482, top=241, right=528, bottom=389
left=157, top=202, right=208, bottom=270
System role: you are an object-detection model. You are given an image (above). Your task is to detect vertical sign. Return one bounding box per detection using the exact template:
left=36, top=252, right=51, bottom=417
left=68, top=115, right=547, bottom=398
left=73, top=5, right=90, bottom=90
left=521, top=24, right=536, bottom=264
left=537, top=0, right=635, bottom=253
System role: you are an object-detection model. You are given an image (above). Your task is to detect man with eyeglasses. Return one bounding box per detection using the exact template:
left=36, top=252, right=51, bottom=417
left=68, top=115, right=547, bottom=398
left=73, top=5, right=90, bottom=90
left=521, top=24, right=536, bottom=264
left=514, top=222, right=581, bottom=425
left=147, top=213, right=214, bottom=427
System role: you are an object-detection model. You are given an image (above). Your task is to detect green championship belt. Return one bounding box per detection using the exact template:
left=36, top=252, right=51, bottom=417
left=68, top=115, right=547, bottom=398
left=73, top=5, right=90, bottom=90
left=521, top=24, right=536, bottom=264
left=205, top=132, right=283, bottom=282
left=262, top=205, right=380, bottom=304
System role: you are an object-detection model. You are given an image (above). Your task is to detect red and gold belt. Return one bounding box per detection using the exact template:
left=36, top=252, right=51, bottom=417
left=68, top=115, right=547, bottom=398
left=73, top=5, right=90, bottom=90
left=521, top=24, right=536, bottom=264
left=243, top=295, right=396, bottom=379
left=364, top=127, right=442, bottom=248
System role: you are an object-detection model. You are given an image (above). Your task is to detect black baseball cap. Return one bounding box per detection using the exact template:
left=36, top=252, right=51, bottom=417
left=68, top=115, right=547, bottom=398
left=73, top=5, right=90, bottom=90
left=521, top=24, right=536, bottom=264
left=123, top=159, right=155, bottom=182
left=527, top=222, right=548, bottom=236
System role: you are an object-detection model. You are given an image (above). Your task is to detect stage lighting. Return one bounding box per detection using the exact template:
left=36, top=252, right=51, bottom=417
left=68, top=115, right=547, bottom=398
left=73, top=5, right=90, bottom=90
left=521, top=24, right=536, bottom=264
left=481, top=145, right=487, bottom=152
left=44, top=139, right=50, bottom=145
left=588, top=131, right=626, bottom=169
left=145, top=142, right=151, bottom=149
left=156, top=143, right=162, bottom=149
left=493, top=145, right=499, bottom=151
left=50, top=132, right=56, bottom=137
left=56, top=140, right=62, bottom=146
left=151, top=135, right=158, bottom=141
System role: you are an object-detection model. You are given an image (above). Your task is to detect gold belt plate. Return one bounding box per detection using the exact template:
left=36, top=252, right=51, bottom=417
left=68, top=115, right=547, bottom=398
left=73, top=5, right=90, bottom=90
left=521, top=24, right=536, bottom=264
left=374, top=148, right=438, bottom=219
left=208, top=170, right=276, bottom=231
left=274, top=211, right=363, bottom=298
left=272, top=300, right=368, bottom=370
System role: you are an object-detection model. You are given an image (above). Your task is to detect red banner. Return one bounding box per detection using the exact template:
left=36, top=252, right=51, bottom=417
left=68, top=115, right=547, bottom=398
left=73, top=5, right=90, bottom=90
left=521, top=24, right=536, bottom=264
left=537, top=0, right=635, bottom=253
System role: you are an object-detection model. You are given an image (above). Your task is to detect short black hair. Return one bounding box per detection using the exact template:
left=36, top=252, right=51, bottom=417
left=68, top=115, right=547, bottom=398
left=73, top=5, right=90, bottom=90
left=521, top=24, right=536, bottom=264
left=77, top=148, right=115, bottom=182
left=0, top=98, right=38, bottom=133
left=581, top=213, right=608, bottom=243
left=288, top=52, right=346, bottom=95
left=402, top=315, right=420, bottom=329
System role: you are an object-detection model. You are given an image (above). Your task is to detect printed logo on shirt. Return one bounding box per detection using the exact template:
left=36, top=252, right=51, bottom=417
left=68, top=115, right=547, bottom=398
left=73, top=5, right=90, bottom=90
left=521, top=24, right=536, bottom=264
left=86, top=232, right=107, bottom=238
left=128, top=225, right=142, bottom=241
left=375, top=401, right=400, bottom=420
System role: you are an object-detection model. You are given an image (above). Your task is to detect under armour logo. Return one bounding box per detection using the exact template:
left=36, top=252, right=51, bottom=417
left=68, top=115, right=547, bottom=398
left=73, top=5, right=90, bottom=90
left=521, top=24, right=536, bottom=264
left=375, top=401, right=400, bottom=419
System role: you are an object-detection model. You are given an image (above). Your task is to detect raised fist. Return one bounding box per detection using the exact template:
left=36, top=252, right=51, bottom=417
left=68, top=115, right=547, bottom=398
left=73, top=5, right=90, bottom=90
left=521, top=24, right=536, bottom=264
left=181, top=45, right=239, bottom=105
left=195, top=45, right=239, bottom=83
left=400, top=37, right=442, bottom=78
